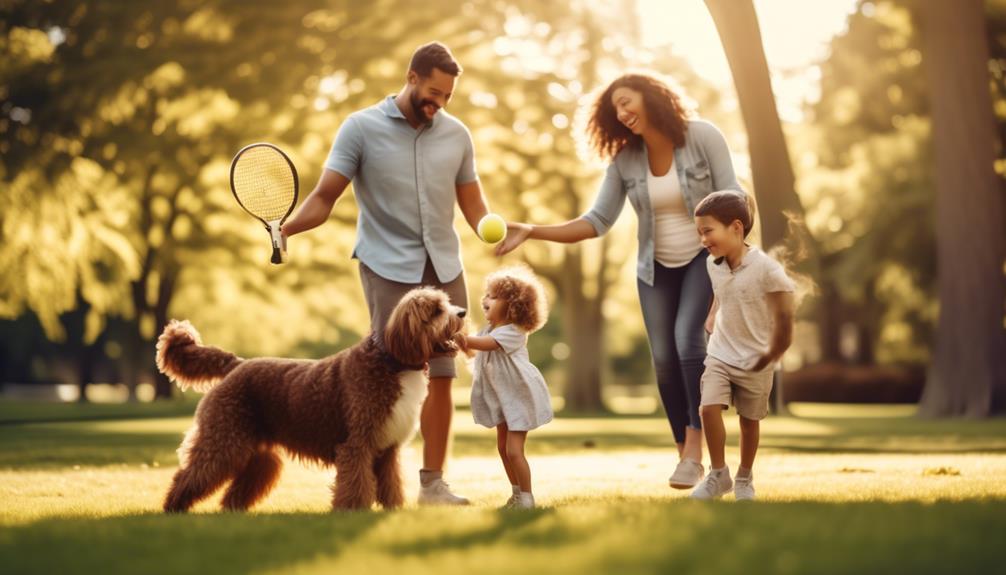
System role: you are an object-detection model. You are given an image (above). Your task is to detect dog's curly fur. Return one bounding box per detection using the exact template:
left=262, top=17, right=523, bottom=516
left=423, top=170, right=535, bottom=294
left=155, top=288, right=466, bottom=512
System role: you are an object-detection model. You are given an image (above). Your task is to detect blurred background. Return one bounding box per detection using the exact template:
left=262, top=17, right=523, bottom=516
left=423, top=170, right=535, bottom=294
left=1, top=0, right=1003, bottom=416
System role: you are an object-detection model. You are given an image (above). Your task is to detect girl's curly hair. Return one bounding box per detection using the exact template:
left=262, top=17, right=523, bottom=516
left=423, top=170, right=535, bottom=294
left=586, top=71, right=694, bottom=161
left=485, top=265, right=549, bottom=333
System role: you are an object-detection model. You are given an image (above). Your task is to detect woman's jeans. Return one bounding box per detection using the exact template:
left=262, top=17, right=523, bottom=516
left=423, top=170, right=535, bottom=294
left=637, top=251, right=712, bottom=444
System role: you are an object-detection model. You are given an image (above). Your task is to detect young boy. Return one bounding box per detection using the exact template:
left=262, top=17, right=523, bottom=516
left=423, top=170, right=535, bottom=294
left=690, top=191, right=796, bottom=501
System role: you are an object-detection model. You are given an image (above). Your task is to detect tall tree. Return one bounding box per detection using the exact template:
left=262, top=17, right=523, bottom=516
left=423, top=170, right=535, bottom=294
left=917, top=0, right=1006, bottom=416
left=703, top=0, right=805, bottom=249
left=704, top=0, right=810, bottom=413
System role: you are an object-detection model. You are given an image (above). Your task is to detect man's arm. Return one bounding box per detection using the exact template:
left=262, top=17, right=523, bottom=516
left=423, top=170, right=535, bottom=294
left=281, top=169, right=351, bottom=237
left=751, top=291, right=795, bottom=371
left=456, top=180, right=489, bottom=234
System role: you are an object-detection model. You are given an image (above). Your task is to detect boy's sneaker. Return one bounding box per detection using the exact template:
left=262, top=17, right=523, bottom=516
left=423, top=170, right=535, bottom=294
left=668, top=459, right=705, bottom=489
left=418, top=479, right=470, bottom=506
left=690, top=469, right=733, bottom=500
left=734, top=475, right=756, bottom=501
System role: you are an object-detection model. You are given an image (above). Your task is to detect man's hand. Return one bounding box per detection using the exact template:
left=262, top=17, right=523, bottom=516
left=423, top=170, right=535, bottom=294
left=494, top=222, right=532, bottom=256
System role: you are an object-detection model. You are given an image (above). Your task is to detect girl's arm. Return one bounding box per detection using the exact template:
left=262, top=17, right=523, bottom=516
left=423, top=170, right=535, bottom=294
left=456, top=333, right=502, bottom=352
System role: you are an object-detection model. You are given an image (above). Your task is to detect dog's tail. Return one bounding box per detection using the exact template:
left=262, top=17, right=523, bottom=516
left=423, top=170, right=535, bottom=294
left=155, top=320, right=242, bottom=392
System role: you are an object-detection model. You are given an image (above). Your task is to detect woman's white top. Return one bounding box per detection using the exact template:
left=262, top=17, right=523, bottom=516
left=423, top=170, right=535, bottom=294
left=647, top=161, right=703, bottom=268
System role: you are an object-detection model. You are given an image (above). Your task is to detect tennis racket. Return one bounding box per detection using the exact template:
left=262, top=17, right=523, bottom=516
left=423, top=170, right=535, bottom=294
left=229, top=143, right=299, bottom=264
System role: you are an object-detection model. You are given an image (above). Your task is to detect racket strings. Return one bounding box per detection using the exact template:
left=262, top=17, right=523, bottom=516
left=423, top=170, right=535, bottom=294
left=232, top=148, right=296, bottom=221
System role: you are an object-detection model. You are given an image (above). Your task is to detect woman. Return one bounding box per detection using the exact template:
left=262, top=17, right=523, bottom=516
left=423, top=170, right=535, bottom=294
left=496, top=72, right=746, bottom=489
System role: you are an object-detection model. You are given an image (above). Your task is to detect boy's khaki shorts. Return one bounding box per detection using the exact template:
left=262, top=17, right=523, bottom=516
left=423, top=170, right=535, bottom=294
left=699, top=356, right=774, bottom=421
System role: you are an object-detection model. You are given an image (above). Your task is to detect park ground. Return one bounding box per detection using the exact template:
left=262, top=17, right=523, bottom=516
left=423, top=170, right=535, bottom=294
left=1, top=400, right=1005, bottom=574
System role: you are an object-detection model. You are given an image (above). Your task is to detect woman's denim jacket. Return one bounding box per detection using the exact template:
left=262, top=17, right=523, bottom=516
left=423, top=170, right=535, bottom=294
left=581, top=119, right=745, bottom=286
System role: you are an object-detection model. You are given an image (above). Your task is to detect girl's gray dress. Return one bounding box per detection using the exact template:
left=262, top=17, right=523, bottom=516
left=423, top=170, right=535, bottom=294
left=470, top=323, right=553, bottom=431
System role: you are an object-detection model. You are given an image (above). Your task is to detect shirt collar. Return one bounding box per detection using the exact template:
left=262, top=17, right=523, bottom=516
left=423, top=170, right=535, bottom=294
left=379, top=94, right=436, bottom=128
left=379, top=95, right=407, bottom=119
left=715, top=244, right=758, bottom=272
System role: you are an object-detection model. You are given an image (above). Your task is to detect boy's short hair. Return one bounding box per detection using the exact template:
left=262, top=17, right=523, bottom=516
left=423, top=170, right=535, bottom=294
left=409, top=42, right=462, bottom=77
left=694, top=191, right=756, bottom=238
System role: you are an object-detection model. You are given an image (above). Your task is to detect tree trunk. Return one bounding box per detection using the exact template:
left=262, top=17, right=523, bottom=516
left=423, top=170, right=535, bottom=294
left=558, top=244, right=605, bottom=412
left=703, top=0, right=804, bottom=250
left=152, top=266, right=177, bottom=400
left=705, top=0, right=809, bottom=415
left=918, top=0, right=1006, bottom=416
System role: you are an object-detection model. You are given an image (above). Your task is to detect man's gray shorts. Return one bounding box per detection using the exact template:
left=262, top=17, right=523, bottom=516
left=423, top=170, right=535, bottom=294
left=359, top=258, right=468, bottom=379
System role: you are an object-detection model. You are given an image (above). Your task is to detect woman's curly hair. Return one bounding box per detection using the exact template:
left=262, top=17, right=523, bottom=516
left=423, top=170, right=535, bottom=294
left=586, top=71, right=694, bottom=160
left=485, top=265, right=549, bottom=333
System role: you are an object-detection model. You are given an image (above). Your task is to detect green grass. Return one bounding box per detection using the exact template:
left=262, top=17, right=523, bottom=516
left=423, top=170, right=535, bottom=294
left=1, top=399, right=1004, bottom=574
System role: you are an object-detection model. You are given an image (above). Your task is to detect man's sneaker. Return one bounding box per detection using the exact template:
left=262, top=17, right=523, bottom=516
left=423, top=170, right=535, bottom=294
left=418, top=478, right=470, bottom=506
left=690, top=469, right=733, bottom=500
left=668, top=459, right=705, bottom=489
left=504, top=492, right=535, bottom=509
left=734, top=475, right=756, bottom=501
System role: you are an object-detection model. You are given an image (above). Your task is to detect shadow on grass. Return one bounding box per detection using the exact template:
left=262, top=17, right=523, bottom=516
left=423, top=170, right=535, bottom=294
left=1, top=501, right=1004, bottom=575
left=0, top=399, right=198, bottom=426
left=4, top=401, right=1006, bottom=470
left=452, top=415, right=1006, bottom=456
left=0, top=511, right=386, bottom=575
left=0, top=425, right=186, bottom=469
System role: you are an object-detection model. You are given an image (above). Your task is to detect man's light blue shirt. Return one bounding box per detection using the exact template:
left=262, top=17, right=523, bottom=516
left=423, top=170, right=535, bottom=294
left=325, top=96, right=478, bottom=283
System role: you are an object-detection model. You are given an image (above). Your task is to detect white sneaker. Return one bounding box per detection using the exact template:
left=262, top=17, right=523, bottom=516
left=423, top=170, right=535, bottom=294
left=734, top=475, right=756, bottom=501
left=418, top=478, right=470, bottom=506
left=668, top=459, right=705, bottom=489
left=504, top=492, right=535, bottom=509
left=690, top=469, right=733, bottom=500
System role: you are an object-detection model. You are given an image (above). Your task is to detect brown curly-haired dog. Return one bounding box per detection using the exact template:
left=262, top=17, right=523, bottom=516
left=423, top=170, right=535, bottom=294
left=155, top=287, right=466, bottom=512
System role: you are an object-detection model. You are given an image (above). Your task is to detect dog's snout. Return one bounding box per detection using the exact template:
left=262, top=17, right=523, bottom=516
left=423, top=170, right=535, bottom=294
left=450, top=305, right=466, bottom=318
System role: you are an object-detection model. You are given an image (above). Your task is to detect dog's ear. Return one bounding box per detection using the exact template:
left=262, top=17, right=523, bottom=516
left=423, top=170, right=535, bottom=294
left=385, top=290, right=435, bottom=367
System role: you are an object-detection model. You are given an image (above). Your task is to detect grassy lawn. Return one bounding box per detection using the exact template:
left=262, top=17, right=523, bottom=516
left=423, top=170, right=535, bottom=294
left=1, top=399, right=1004, bottom=574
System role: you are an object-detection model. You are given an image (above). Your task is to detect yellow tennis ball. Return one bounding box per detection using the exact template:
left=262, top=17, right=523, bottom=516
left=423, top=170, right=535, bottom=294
left=478, top=213, right=507, bottom=244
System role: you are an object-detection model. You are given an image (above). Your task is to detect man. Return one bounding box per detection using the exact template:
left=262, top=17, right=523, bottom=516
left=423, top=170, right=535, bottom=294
left=282, top=42, right=490, bottom=505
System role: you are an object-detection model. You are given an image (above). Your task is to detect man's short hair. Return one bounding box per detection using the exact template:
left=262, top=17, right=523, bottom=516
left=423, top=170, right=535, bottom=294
left=409, top=42, right=462, bottom=77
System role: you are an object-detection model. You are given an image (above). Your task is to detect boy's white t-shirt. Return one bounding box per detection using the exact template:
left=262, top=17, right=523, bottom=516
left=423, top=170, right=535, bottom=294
left=707, top=247, right=796, bottom=370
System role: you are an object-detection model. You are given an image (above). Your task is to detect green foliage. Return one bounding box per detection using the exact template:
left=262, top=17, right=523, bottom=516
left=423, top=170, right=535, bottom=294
left=0, top=0, right=723, bottom=397
left=798, top=0, right=1004, bottom=365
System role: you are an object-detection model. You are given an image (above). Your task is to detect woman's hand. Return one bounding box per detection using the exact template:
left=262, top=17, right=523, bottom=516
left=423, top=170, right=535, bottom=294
left=494, top=222, right=532, bottom=256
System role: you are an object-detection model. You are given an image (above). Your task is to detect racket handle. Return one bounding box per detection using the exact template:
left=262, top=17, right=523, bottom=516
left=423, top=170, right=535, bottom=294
left=270, top=225, right=287, bottom=265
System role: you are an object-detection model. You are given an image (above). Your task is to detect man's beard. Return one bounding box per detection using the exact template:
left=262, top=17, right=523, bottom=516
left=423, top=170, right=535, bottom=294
left=409, top=91, right=438, bottom=126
